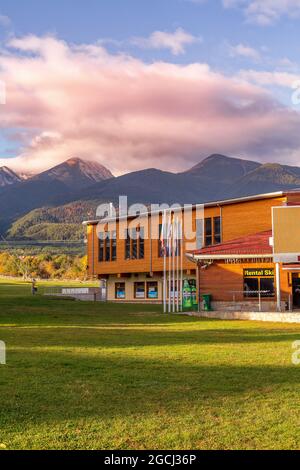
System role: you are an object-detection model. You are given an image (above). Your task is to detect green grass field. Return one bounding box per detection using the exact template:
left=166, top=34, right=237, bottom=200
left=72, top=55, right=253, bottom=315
left=0, top=278, right=300, bottom=450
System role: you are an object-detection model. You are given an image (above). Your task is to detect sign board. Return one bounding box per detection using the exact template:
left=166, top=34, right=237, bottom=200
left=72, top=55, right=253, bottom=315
left=62, top=288, right=89, bottom=295
left=272, top=206, right=300, bottom=263
left=244, top=268, right=274, bottom=278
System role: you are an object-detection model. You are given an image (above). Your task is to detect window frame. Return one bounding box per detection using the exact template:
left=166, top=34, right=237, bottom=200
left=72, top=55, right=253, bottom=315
left=115, top=282, right=126, bottom=299
left=134, top=281, right=145, bottom=299
left=147, top=281, right=158, bottom=299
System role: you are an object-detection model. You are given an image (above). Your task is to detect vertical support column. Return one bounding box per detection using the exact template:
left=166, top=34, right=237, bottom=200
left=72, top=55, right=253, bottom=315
left=276, top=262, right=281, bottom=312
left=197, top=261, right=200, bottom=313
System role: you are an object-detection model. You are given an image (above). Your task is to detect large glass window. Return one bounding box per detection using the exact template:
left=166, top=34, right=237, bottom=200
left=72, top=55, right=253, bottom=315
left=214, top=216, right=221, bottom=244
left=244, top=276, right=275, bottom=298
left=139, top=228, right=145, bottom=259
left=98, top=231, right=117, bottom=262
left=125, top=229, right=131, bottom=260
left=115, top=282, right=126, bottom=299
left=134, top=282, right=145, bottom=299
left=260, top=278, right=275, bottom=298
left=105, top=236, right=111, bottom=261
left=132, top=228, right=138, bottom=260
left=98, top=233, right=104, bottom=262
left=205, top=218, right=212, bottom=246
left=125, top=227, right=145, bottom=260
left=244, top=278, right=259, bottom=297
left=111, top=231, right=117, bottom=261
left=147, top=281, right=158, bottom=299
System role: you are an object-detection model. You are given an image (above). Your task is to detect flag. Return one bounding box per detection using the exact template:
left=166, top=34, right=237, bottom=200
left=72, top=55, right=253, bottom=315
left=167, top=214, right=173, bottom=257
left=160, top=211, right=167, bottom=256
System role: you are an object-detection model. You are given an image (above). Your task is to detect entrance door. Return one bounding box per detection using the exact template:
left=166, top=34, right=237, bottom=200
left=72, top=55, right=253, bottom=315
left=292, top=274, right=300, bottom=308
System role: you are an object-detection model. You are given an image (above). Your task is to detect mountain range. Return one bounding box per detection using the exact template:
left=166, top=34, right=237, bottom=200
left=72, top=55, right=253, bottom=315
left=1, top=154, right=300, bottom=241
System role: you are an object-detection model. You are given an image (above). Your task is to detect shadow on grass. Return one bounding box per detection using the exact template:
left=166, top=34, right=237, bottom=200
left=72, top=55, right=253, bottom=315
left=2, top=324, right=300, bottom=348
left=1, top=347, right=300, bottom=427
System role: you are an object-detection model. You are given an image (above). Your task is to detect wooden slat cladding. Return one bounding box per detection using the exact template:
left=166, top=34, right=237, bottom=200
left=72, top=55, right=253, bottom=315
left=86, top=195, right=286, bottom=278
left=199, top=261, right=291, bottom=301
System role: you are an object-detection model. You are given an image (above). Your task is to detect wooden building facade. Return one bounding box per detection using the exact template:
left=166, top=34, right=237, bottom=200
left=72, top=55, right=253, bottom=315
left=84, top=190, right=300, bottom=310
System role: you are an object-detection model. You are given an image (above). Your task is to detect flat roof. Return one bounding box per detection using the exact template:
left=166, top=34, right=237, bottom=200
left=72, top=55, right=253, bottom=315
left=82, top=189, right=300, bottom=226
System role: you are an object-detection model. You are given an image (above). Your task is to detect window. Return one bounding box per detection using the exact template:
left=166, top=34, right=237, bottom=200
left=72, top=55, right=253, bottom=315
left=132, top=229, right=138, bottom=260
left=139, top=228, right=145, bottom=259
left=125, top=229, right=131, bottom=260
left=125, top=227, right=145, bottom=260
left=115, top=282, right=125, bottom=299
left=214, top=216, right=221, bottom=244
left=105, top=237, right=111, bottom=261
left=203, top=217, right=222, bottom=246
left=244, top=278, right=259, bottom=297
left=260, top=278, right=275, bottom=298
left=111, top=231, right=117, bottom=261
left=134, top=282, right=145, bottom=299
left=98, top=233, right=104, bottom=262
left=205, top=218, right=212, bottom=246
left=244, top=276, right=275, bottom=298
left=147, top=281, right=158, bottom=299
left=98, top=231, right=117, bottom=262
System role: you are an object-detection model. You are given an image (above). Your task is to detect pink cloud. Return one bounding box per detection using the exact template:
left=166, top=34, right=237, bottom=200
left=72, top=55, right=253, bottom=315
left=0, top=34, right=300, bottom=174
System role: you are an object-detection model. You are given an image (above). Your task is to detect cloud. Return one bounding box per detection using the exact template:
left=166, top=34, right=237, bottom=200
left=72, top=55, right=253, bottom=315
left=130, top=28, right=201, bottom=55
left=228, top=43, right=261, bottom=61
left=239, top=69, right=300, bottom=88
left=0, top=14, right=11, bottom=27
left=1, top=34, right=300, bottom=174
left=223, top=0, right=300, bottom=25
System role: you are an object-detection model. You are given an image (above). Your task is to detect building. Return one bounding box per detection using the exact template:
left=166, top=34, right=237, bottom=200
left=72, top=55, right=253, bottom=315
left=83, top=190, right=300, bottom=310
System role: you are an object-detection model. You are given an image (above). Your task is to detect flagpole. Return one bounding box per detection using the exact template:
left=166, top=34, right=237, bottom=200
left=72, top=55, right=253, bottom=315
left=176, top=217, right=179, bottom=313
left=168, top=212, right=172, bottom=314
left=172, top=217, right=175, bottom=313
left=180, top=216, right=183, bottom=312
left=163, top=210, right=167, bottom=313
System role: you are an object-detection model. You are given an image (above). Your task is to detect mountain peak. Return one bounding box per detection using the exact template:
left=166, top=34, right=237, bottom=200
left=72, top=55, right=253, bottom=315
left=35, top=157, right=114, bottom=190
left=183, top=154, right=261, bottom=183
left=0, top=166, right=22, bottom=188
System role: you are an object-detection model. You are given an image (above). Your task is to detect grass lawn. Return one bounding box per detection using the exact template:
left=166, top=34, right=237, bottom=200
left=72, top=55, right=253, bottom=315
left=0, top=278, right=300, bottom=450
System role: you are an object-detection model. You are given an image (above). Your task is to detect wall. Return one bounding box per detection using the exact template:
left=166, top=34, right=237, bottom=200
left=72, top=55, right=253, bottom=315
left=86, top=194, right=286, bottom=279
left=106, top=273, right=197, bottom=303
left=199, top=261, right=291, bottom=302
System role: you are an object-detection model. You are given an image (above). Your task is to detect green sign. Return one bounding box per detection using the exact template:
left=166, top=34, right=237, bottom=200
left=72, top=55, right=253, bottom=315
left=243, top=268, right=274, bottom=278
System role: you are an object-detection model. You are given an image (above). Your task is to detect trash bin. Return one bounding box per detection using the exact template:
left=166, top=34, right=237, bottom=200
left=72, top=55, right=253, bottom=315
left=191, top=285, right=198, bottom=310
left=202, top=294, right=212, bottom=311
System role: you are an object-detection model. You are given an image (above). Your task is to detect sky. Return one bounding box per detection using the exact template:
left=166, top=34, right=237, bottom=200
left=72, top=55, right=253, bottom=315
left=0, top=0, right=300, bottom=175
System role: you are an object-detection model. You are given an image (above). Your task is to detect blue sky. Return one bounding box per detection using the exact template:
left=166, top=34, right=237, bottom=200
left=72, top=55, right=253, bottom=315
left=0, top=1, right=297, bottom=64
left=0, top=0, right=300, bottom=173
left=0, top=0, right=298, bottom=66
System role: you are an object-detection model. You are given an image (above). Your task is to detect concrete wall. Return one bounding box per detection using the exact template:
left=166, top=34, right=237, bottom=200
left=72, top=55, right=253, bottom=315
left=187, top=310, right=300, bottom=324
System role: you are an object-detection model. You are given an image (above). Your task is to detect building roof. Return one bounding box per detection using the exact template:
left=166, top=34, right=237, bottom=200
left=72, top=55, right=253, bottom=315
left=83, top=190, right=298, bottom=226
left=188, top=230, right=273, bottom=261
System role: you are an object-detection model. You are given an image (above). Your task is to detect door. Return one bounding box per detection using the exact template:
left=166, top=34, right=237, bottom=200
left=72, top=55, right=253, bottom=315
left=292, top=274, right=300, bottom=308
